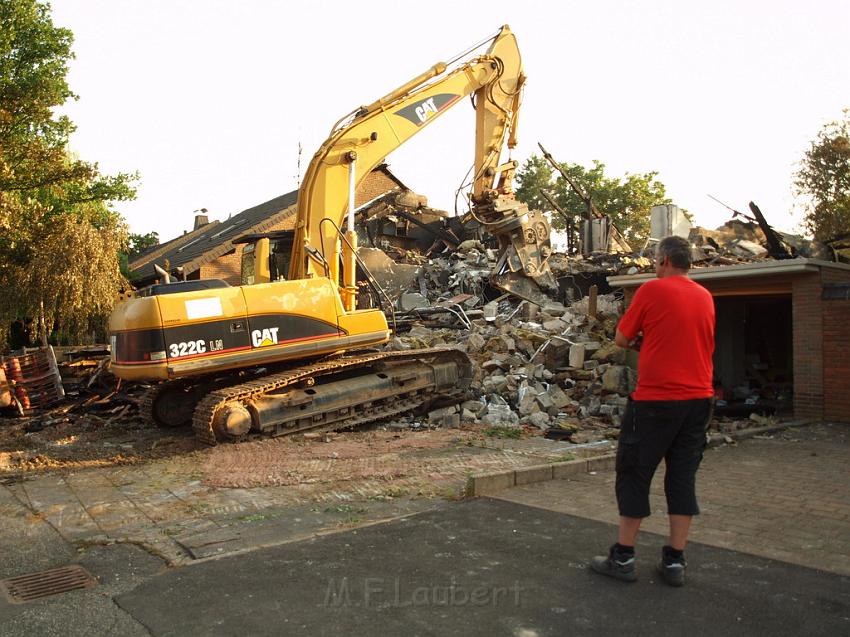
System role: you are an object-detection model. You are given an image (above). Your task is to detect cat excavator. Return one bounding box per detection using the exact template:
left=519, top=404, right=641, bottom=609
left=108, top=25, right=553, bottom=444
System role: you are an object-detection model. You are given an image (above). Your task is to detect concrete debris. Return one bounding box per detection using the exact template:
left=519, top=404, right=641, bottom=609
left=427, top=405, right=460, bottom=429
left=731, top=239, right=768, bottom=258
left=568, top=344, right=585, bottom=369
left=363, top=194, right=832, bottom=442
left=389, top=287, right=629, bottom=442
left=687, top=219, right=837, bottom=265
left=5, top=195, right=812, bottom=455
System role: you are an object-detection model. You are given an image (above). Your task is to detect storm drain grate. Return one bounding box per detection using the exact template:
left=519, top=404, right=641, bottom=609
left=0, top=565, right=97, bottom=603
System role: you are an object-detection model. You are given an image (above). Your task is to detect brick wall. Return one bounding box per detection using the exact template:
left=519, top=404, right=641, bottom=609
left=198, top=170, right=401, bottom=285
left=355, top=170, right=400, bottom=207
left=821, top=268, right=850, bottom=423
left=199, top=248, right=241, bottom=283
left=199, top=215, right=299, bottom=285
left=791, top=272, right=824, bottom=420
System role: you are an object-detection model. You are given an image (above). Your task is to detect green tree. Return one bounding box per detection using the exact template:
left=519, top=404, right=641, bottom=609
left=0, top=0, right=137, bottom=344
left=514, top=154, right=554, bottom=211
left=119, top=231, right=159, bottom=282
left=794, top=109, right=850, bottom=242
left=128, top=231, right=160, bottom=256
left=515, top=155, right=673, bottom=245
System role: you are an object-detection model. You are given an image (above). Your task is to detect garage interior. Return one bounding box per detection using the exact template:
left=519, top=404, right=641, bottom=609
left=713, top=294, right=793, bottom=417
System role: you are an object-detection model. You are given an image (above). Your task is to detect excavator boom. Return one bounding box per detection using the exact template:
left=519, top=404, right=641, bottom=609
left=289, top=25, right=552, bottom=306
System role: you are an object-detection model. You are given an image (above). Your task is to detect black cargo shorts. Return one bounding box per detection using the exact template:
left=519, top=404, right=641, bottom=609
left=615, top=397, right=713, bottom=518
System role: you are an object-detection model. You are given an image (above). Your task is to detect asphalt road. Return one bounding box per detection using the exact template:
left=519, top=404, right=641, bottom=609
left=9, top=496, right=843, bottom=637
left=2, top=497, right=849, bottom=636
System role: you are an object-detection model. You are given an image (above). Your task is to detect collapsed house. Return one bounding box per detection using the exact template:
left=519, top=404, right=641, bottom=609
left=356, top=194, right=850, bottom=429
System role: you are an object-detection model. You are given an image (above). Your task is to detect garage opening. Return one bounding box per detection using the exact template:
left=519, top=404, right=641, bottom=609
left=713, top=295, right=793, bottom=417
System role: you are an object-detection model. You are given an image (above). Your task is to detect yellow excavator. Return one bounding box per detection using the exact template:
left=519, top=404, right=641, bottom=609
left=109, top=25, right=552, bottom=444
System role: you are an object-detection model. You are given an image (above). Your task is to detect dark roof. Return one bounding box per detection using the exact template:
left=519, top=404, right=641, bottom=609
left=129, top=221, right=222, bottom=272
left=131, top=190, right=297, bottom=284
left=130, top=164, right=408, bottom=285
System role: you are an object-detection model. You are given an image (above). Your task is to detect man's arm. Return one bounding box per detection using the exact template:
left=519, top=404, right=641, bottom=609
left=615, top=282, right=651, bottom=351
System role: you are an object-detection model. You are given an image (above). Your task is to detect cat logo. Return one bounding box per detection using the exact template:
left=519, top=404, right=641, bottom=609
left=394, top=93, right=461, bottom=126
left=414, top=97, right=438, bottom=123
left=251, top=327, right=279, bottom=347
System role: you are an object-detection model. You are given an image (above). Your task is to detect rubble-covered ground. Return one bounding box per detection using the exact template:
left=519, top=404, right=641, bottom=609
left=1, top=197, right=807, bottom=479
left=0, top=287, right=777, bottom=481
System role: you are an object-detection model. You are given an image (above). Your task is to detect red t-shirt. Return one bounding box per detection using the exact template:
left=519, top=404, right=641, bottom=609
left=617, top=275, right=715, bottom=400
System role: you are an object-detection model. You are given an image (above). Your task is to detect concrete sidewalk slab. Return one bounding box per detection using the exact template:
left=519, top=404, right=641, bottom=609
left=115, top=498, right=850, bottom=637
left=467, top=454, right=617, bottom=496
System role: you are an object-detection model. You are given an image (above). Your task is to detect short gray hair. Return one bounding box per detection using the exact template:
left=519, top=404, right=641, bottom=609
left=657, top=236, right=691, bottom=269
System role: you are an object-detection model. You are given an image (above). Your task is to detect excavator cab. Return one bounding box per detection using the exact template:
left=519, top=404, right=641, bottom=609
left=235, top=231, right=295, bottom=285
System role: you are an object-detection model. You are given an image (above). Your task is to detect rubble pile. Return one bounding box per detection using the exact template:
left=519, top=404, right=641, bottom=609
left=383, top=243, right=655, bottom=328
left=1, top=346, right=146, bottom=432
left=357, top=199, right=826, bottom=441
left=355, top=190, right=843, bottom=335
left=365, top=210, right=832, bottom=323
left=688, top=219, right=835, bottom=264
left=388, top=292, right=635, bottom=444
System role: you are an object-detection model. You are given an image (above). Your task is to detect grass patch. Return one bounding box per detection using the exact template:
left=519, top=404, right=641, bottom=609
left=553, top=453, right=577, bottom=463
left=484, top=426, right=522, bottom=439
left=238, top=511, right=283, bottom=523
left=337, top=515, right=364, bottom=527
left=368, top=487, right=410, bottom=501
left=324, top=504, right=368, bottom=514
left=434, top=485, right=465, bottom=501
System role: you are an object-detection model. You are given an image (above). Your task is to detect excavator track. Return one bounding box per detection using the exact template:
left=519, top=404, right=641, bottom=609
left=191, top=347, right=471, bottom=445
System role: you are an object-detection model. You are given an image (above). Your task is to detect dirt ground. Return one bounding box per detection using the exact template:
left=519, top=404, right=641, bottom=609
left=201, top=427, right=488, bottom=488
left=0, top=411, right=199, bottom=475
left=0, top=407, right=516, bottom=489
left=0, top=389, right=762, bottom=488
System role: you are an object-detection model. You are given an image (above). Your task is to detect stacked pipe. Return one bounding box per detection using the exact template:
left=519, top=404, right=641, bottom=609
left=1, top=347, right=65, bottom=412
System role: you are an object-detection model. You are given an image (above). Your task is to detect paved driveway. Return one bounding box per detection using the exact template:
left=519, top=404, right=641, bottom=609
left=493, top=422, right=850, bottom=575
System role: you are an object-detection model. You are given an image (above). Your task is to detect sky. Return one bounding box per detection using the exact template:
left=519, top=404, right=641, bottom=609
left=50, top=0, right=849, bottom=241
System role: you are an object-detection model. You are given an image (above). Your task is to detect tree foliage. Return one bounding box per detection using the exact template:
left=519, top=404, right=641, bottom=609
left=128, top=231, right=160, bottom=257
left=0, top=0, right=137, bottom=344
left=794, top=109, right=850, bottom=242
left=515, top=155, right=673, bottom=244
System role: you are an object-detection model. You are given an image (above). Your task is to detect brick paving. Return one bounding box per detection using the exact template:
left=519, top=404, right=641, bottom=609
left=4, top=423, right=846, bottom=575
left=1, top=430, right=578, bottom=565
left=492, top=422, right=850, bottom=575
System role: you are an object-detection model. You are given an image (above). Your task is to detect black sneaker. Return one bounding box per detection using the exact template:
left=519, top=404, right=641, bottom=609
left=656, top=545, right=686, bottom=587
left=590, top=544, right=637, bottom=582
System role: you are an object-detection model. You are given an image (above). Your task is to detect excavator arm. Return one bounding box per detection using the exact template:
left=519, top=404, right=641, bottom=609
left=289, top=25, right=553, bottom=308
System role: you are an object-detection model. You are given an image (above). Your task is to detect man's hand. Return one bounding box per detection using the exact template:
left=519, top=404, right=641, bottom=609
left=615, top=329, right=642, bottom=351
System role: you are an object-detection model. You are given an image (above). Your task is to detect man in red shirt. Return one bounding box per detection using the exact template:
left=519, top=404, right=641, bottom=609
left=591, top=235, right=715, bottom=586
